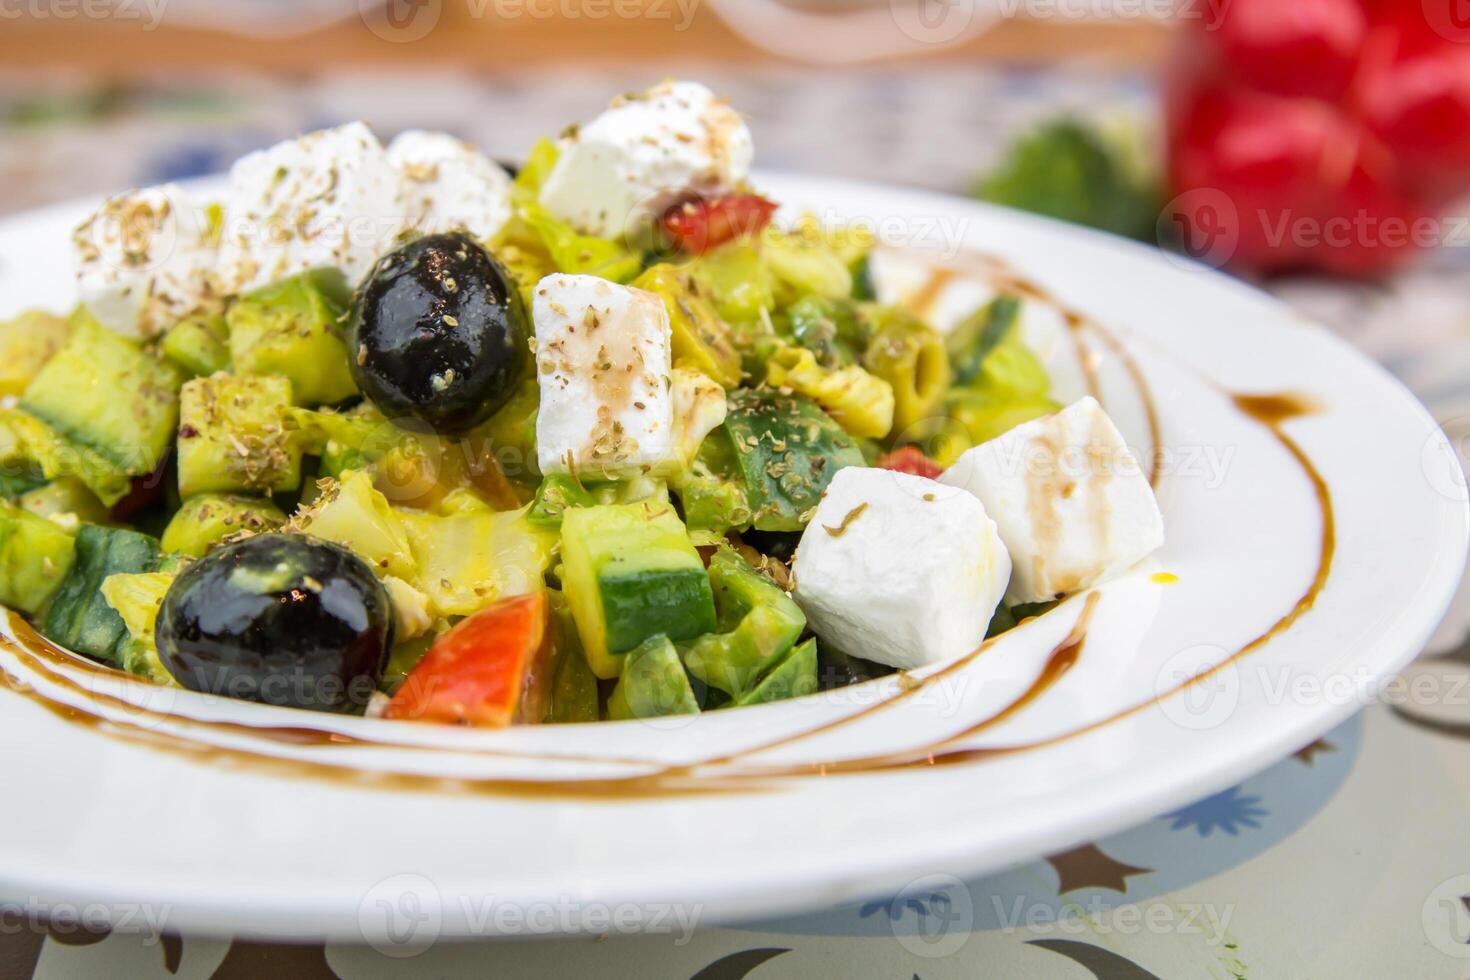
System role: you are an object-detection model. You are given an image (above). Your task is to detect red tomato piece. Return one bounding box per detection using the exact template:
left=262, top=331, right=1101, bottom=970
left=661, top=194, right=778, bottom=255
left=876, top=446, right=944, bottom=481
left=385, top=592, right=548, bottom=727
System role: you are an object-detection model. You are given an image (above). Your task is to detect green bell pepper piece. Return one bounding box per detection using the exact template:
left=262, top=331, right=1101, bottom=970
left=682, top=548, right=805, bottom=697
left=736, top=638, right=818, bottom=706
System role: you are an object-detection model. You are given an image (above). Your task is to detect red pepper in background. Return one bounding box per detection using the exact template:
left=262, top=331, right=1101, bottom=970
left=661, top=193, right=778, bottom=255
left=1166, top=0, right=1470, bottom=277
left=385, top=592, right=548, bottom=727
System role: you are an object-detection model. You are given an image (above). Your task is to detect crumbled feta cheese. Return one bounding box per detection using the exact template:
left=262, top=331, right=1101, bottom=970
left=669, top=367, right=727, bottom=468
left=387, top=130, right=512, bottom=240
left=792, top=467, right=1011, bottom=670
left=72, top=183, right=220, bottom=339
left=382, top=574, right=432, bottom=641
left=532, top=274, right=674, bottom=476
left=939, top=396, right=1164, bottom=603
left=217, top=122, right=404, bottom=295
left=539, top=80, right=754, bottom=241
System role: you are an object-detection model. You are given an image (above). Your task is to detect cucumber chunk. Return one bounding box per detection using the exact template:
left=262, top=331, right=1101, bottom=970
left=0, top=408, right=134, bottom=506
left=607, top=634, right=700, bottom=720
left=0, top=309, right=70, bottom=398
left=0, top=502, right=76, bottom=615
left=162, top=312, right=230, bottom=377
left=227, top=269, right=357, bottom=406
left=177, top=373, right=303, bottom=498
left=42, top=524, right=163, bottom=665
left=160, top=493, right=286, bottom=557
left=20, top=315, right=183, bottom=475
left=99, top=570, right=179, bottom=684
left=560, top=500, right=716, bottom=679
left=18, top=477, right=110, bottom=526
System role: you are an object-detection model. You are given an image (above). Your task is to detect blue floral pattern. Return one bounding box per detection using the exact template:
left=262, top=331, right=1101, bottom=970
left=1165, top=786, right=1268, bottom=837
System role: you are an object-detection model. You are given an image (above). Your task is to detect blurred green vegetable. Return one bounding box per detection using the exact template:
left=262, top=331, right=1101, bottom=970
left=974, top=119, right=1160, bottom=242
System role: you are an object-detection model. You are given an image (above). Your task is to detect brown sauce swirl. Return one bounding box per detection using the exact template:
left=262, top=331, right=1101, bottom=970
left=0, top=252, right=1335, bottom=799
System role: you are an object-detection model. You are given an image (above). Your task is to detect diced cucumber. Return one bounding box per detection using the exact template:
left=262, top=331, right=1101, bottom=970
left=160, top=493, right=286, bottom=557
left=162, top=312, right=230, bottom=377
left=735, top=638, right=818, bottom=706
left=722, top=387, right=864, bottom=532
left=682, top=548, right=805, bottom=697
left=607, top=634, right=700, bottom=720
left=17, top=477, right=110, bottom=526
left=227, top=269, right=357, bottom=406
left=99, top=570, right=179, bottom=685
left=20, top=315, right=183, bottom=475
left=0, top=472, right=47, bottom=500
left=177, top=373, right=303, bottom=498
left=560, top=501, right=716, bottom=679
left=42, top=524, right=163, bottom=665
left=0, top=309, right=70, bottom=398
left=0, top=408, right=134, bottom=506
left=0, top=502, right=76, bottom=615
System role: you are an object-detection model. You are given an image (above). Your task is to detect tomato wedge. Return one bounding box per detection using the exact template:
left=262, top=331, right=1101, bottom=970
left=661, top=194, right=777, bottom=255
left=385, top=591, right=547, bottom=726
left=876, top=446, right=944, bottom=480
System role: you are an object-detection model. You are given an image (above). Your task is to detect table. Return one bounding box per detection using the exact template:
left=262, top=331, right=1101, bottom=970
left=1, top=65, right=1468, bottom=979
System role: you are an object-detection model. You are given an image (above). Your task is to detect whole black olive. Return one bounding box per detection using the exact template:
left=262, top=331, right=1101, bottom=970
left=156, top=534, right=393, bottom=713
left=348, top=232, right=529, bottom=433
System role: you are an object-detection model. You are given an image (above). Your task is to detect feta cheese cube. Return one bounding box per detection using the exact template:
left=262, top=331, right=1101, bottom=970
left=72, top=183, right=220, bottom=339
left=533, top=274, right=674, bottom=476
left=539, top=80, right=754, bottom=241
left=939, top=396, right=1164, bottom=603
left=791, top=467, right=1011, bottom=670
left=388, top=130, right=512, bottom=240
left=217, top=122, right=403, bottom=295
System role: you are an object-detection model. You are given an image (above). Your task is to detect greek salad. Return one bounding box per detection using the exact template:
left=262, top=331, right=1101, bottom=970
left=0, top=80, right=1164, bottom=725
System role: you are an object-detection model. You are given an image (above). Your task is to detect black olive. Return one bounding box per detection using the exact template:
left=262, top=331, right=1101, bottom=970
left=156, top=534, right=393, bottom=713
left=348, top=232, right=529, bottom=433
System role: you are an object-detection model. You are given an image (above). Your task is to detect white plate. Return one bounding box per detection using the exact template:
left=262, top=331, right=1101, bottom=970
left=0, top=173, right=1463, bottom=943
